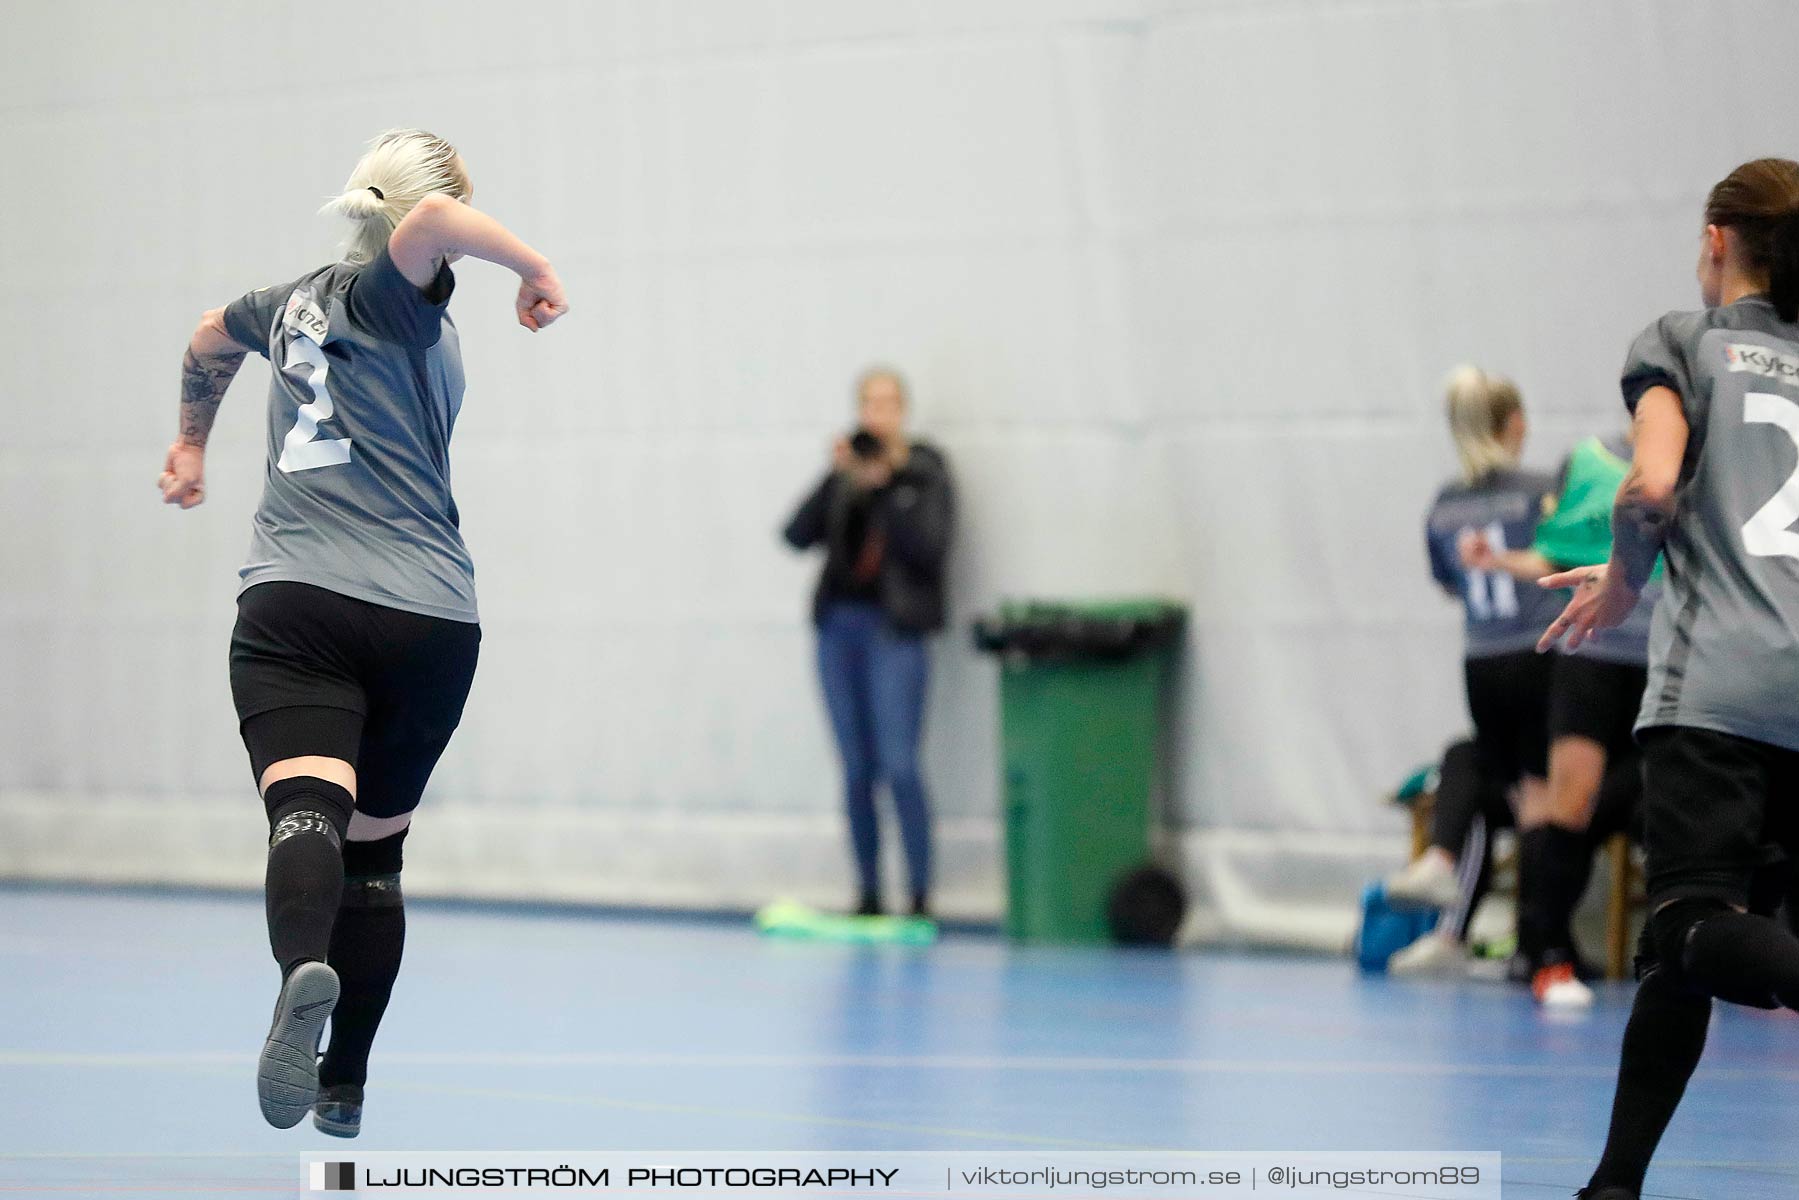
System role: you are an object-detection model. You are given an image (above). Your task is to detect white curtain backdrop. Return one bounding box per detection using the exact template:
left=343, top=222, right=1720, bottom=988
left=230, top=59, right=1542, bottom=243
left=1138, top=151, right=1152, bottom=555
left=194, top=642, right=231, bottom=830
left=4, top=0, right=1796, bottom=945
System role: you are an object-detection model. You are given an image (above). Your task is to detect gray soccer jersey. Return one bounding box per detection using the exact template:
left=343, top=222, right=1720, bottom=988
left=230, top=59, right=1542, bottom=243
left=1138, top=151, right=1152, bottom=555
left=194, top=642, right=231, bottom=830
left=1627, top=295, right=1799, bottom=748
left=1425, top=468, right=1568, bottom=659
left=222, top=247, right=477, bottom=623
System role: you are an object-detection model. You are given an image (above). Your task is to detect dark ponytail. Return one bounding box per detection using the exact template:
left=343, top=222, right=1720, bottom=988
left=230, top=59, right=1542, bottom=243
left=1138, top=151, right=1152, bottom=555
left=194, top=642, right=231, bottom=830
left=1705, top=158, right=1799, bottom=321
left=1769, top=210, right=1799, bottom=322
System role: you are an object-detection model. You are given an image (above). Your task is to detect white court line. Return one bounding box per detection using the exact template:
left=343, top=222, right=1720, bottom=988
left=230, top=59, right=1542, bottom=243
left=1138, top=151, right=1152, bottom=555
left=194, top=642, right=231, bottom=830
left=4, top=1050, right=1799, bottom=1082
left=0, top=1153, right=290, bottom=1161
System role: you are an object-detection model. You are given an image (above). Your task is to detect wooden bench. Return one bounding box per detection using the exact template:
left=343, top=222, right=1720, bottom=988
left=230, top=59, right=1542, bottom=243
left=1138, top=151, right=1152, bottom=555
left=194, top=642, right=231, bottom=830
left=1403, top=786, right=1642, bottom=981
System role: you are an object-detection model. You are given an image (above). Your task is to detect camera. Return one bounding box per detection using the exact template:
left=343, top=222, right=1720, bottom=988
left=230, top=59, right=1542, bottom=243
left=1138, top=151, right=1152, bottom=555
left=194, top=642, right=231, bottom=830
left=848, top=429, right=885, bottom=460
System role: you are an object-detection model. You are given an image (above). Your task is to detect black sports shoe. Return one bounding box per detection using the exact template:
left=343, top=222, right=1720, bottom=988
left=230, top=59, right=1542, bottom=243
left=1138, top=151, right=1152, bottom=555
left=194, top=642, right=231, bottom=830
left=1576, top=1187, right=1637, bottom=1199
left=257, top=961, right=340, bottom=1129
left=854, top=891, right=884, bottom=917
left=313, top=1081, right=364, bottom=1138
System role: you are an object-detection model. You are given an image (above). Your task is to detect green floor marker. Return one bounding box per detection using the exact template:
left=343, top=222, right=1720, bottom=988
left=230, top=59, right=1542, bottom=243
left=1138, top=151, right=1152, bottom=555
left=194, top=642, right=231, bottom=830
left=754, top=899, right=938, bottom=945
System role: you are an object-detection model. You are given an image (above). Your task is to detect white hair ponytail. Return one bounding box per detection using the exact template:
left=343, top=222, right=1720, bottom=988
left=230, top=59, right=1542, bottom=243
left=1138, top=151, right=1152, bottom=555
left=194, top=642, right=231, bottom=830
left=1444, top=364, right=1524, bottom=484
left=321, top=129, right=470, bottom=264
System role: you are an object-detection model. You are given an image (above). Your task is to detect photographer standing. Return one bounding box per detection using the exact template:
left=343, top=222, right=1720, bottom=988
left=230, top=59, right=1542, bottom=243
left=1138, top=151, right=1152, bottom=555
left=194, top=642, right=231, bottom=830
left=783, top=368, right=955, bottom=918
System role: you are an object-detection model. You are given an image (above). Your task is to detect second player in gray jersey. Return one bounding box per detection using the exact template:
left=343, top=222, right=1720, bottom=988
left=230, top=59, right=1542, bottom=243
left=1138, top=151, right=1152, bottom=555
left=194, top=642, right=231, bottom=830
left=158, top=129, right=567, bottom=1138
left=1538, top=158, right=1799, bottom=1200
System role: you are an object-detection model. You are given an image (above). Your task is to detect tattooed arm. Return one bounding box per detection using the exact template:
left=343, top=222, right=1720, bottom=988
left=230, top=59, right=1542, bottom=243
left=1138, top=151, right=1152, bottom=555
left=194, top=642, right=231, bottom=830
left=1537, top=387, right=1689, bottom=652
left=1609, top=386, right=1687, bottom=590
left=178, top=309, right=247, bottom=447
left=159, top=309, right=249, bottom=509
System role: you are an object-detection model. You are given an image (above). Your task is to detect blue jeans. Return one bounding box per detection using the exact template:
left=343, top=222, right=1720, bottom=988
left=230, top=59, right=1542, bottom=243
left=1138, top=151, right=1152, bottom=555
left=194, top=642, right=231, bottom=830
left=815, top=602, right=932, bottom=901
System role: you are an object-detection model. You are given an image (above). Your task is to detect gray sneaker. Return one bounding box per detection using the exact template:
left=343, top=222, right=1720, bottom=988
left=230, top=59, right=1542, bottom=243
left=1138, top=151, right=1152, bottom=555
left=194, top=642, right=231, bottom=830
left=313, top=1082, right=364, bottom=1138
left=257, top=961, right=339, bottom=1129
left=1387, top=931, right=1468, bottom=977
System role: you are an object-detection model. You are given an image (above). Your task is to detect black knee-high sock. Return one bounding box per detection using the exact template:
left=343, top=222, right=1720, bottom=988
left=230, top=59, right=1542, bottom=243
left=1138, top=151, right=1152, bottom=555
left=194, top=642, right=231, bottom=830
left=1549, top=827, right=1597, bottom=961
left=1683, top=910, right=1799, bottom=1010
left=1520, top=825, right=1594, bottom=968
left=1585, top=968, right=1710, bottom=1196
left=264, top=778, right=355, bottom=978
left=1517, top=826, right=1547, bottom=966
left=320, top=831, right=408, bottom=1090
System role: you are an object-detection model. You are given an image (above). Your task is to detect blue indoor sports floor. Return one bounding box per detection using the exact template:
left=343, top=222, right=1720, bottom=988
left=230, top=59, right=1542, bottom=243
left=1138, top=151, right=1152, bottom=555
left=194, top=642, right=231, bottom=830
left=4, top=888, right=1796, bottom=1199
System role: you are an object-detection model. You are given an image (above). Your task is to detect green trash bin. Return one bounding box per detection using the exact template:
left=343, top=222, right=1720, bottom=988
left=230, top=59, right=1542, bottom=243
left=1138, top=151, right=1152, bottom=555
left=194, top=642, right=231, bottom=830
left=974, top=599, right=1186, bottom=944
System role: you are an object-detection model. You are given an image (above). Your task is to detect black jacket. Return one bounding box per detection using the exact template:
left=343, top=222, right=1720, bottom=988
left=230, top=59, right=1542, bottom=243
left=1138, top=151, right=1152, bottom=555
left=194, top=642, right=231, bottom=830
left=782, top=442, right=954, bottom=634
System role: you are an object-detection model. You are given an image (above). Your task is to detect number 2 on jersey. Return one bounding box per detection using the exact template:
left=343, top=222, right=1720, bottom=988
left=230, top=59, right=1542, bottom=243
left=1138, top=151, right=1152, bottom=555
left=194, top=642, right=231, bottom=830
left=1741, top=391, right=1799, bottom=559
left=277, top=331, right=352, bottom=473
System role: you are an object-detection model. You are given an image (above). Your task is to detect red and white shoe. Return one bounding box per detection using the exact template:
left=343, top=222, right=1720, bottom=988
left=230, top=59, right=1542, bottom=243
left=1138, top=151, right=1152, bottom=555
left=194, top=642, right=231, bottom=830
left=1532, top=962, right=1594, bottom=1009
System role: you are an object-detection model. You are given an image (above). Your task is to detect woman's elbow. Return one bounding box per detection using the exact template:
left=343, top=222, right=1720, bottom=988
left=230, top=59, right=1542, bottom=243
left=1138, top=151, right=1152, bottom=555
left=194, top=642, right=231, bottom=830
left=191, top=308, right=244, bottom=356
left=390, top=194, right=456, bottom=258
left=781, top=519, right=818, bottom=550
left=1632, top=471, right=1681, bottom=514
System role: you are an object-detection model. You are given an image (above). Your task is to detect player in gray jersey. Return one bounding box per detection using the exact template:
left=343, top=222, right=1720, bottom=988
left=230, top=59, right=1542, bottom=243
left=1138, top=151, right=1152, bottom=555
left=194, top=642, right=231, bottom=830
left=157, top=130, right=567, bottom=1137
left=1537, top=159, right=1799, bottom=1200
left=1385, top=367, right=1563, bottom=973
